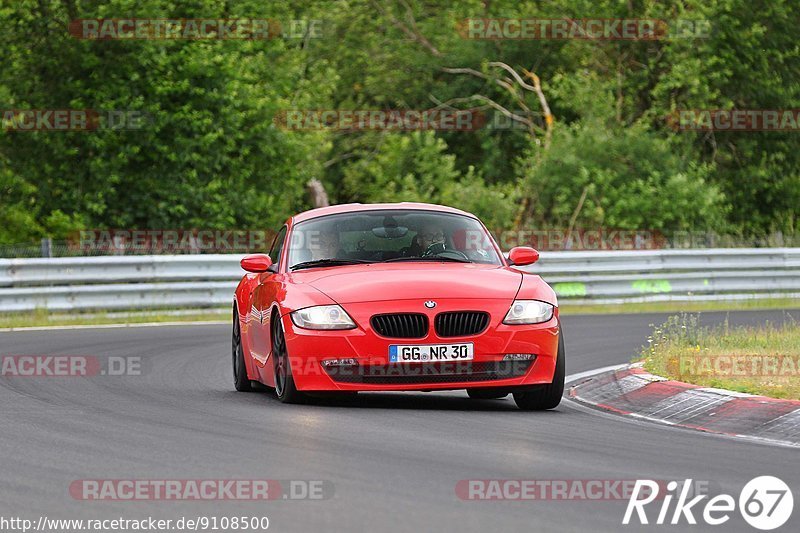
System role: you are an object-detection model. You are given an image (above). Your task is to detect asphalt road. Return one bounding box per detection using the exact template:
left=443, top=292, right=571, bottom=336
left=1, top=310, right=798, bottom=532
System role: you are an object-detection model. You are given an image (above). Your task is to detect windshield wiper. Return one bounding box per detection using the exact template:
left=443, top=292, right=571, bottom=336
left=290, top=259, right=375, bottom=271
left=383, top=256, right=472, bottom=264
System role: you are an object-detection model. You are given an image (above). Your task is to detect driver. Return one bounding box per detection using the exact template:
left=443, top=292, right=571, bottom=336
left=398, top=222, right=458, bottom=258
left=418, top=224, right=446, bottom=253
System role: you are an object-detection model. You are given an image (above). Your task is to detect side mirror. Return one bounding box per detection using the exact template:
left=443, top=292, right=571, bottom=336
left=241, top=253, right=273, bottom=273
left=508, top=246, right=539, bottom=266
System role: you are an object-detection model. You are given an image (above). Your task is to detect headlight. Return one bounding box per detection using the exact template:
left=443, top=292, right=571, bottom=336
left=502, top=300, right=554, bottom=325
left=290, top=305, right=356, bottom=330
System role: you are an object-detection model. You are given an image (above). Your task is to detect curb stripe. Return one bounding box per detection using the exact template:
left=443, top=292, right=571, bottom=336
left=569, top=364, right=800, bottom=447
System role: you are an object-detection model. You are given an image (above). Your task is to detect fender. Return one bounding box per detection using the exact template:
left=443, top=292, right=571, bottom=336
left=514, top=273, right=559, bottom=308
left=251, top=281, right=338, bottom=387
left=235, top=273, right=260, bottom=318
left=234, top=273, right=262, bottom=381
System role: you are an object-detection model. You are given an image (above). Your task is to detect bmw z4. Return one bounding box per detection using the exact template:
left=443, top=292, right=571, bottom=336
left=232, top=202, right=564, bottom=410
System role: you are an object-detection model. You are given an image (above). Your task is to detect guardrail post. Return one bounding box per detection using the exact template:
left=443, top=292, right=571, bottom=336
left=41, top=238, right=53, bottom=258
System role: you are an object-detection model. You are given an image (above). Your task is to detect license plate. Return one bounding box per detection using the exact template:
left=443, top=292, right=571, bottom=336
left=389, top=343, right=474, bottom=363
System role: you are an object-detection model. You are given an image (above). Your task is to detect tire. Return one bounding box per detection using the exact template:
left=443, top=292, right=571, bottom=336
left=272, top=318, right=307, bottom=404
left=232, top=306, right=255, bottom=392
left=513, top=324, right=565, bottom=411
left=466, top=389, right=509, bottom=400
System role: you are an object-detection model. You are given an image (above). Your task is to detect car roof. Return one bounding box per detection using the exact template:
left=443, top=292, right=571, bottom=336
left=291, top=202, right=478, bottom=224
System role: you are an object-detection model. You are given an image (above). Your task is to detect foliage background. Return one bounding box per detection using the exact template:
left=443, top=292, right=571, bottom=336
left=1, top=0, right=798, bottom=245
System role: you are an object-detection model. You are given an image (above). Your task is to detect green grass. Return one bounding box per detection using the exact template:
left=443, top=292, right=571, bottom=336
left=640, top=314, right=800, bottom=400
left=0, top=308, right=229, bottom=329
left=560, top=297, right=800, bottom=315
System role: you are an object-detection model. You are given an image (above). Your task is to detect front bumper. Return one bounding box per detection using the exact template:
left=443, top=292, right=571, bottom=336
left=281, top=298, right=560, bottom=392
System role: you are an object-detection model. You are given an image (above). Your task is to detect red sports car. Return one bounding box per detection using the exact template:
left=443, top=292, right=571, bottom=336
left=232, top=202, right=564, bottom=410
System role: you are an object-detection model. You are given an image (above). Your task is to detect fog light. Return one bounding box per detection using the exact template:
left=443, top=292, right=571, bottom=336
left=503, top=354, right=535, bottom=361
left=321, top=358, right=358, bottom=367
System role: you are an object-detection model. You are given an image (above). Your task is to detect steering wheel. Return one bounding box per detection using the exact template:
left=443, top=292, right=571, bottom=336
left=422, top=243, right=469, bottom=261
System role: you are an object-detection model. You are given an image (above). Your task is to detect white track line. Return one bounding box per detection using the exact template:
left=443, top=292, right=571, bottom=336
left=565, top=364, right=629, bottom=384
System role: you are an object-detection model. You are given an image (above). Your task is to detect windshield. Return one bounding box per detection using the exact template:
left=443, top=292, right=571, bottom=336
left=286, top=209, right=502, bottom=269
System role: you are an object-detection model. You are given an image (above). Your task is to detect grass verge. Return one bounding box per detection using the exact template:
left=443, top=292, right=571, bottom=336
left=560, top=297, right=800, bottom=315
left=640, top=314, right=800, bottom=400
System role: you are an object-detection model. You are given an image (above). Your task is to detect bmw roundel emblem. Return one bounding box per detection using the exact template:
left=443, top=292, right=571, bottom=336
left=424, top=301, right=437, bottom=309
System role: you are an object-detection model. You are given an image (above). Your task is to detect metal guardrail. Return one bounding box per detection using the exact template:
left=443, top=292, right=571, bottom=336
left=0, top=249, right=798, bottom=312
left=0, top=255, right=236, bottom=287
left=524, top=248, right=800, bottom=303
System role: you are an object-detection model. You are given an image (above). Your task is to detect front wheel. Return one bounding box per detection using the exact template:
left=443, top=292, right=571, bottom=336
left=513, top=325, right=565, bottom=411
left=272, top=319, right=307, bottom=404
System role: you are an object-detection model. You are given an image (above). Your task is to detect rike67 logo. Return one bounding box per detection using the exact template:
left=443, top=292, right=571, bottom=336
left=624, top=476, right=793, bottom=530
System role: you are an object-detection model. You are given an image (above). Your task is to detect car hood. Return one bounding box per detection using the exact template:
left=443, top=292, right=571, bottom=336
left=289, top=263, right=523, bottom=304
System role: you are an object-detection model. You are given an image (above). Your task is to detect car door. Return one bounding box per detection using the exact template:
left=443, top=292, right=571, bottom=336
left=248, top=225, right=287, bottom=367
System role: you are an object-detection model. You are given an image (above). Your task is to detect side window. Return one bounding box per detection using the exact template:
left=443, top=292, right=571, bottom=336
left=269, top=226, right=288, bottom=266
